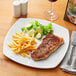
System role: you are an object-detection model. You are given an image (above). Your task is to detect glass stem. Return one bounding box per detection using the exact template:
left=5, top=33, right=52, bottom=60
left=51, top=2, right=53, bottom=11
left=50, top=2, right=54, bottom=16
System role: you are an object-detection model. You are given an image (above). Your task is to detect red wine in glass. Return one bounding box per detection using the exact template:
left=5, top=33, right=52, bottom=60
left=49, top=0, right=57, bottom=2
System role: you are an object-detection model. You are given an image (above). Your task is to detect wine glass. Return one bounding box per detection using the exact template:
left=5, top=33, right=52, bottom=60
left=44, top=0, right=58, bottom=21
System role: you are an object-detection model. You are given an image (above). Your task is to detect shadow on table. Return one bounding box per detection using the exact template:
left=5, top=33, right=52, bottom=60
left=3, top=54, right=59, bottom=72
left=63, top=20, right=76, bottom=37
left=10, top=15, right=28, bottom=27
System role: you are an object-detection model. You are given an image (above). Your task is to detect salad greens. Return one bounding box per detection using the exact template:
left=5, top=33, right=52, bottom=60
left=21, top=27, right=27, bottom=33
left=21, top=21, right=53, bottom=39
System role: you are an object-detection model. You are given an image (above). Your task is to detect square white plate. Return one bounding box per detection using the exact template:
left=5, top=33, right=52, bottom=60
left=3, top=18, right=69, bottom=69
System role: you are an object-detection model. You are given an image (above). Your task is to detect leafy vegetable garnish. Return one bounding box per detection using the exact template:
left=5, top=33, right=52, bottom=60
left=47, top=23, right=52, bottom=30
left=21, top=21, right=53, bottom=39
left=21, top=27, right=27, bottom=33
left=26, top=24, right=33, bottom=30
left=50, top=30, right=53, bottom=34
left=34, top=21, right=40, bottom=27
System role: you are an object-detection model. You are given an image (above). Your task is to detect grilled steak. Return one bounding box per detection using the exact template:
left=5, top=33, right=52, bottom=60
left=31, top=33, right=64, bottom=61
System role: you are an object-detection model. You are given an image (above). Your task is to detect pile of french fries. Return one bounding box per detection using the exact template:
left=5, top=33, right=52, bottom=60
left=8, top=32, right=37, bottom=58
